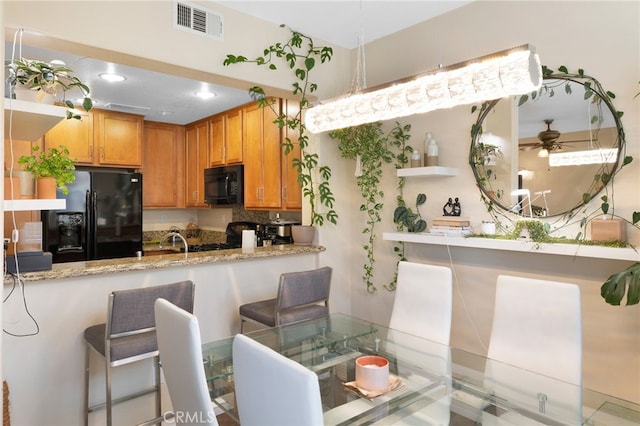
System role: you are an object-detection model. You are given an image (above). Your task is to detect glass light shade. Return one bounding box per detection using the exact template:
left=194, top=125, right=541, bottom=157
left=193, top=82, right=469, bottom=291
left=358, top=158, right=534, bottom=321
left=305, top=45, right=542, bottom=134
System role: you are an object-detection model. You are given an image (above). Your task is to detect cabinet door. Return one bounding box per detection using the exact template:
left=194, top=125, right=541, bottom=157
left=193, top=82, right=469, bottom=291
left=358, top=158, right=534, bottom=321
left=44, top=113, right=93, bottom=164
left=209, top=114, right=225, bottom=166
left=243, top=100, right=282, bottom=209
left=261, top=102, right=282, bottom=208
left=142, top=122, right=184, bottom=208
left=281, top=99, right=302, bottom=210
left=94, top=110, right=143, bottom=166
left=225, top=107, right=243, bottom=164
left=185, top=121, right=209, bottom=207
left=242, top=103, right=263, bottom=208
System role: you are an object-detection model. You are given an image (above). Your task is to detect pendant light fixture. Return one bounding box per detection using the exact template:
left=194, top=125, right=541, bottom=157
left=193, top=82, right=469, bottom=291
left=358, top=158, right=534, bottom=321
left=305, top=44, right=542, bottom=134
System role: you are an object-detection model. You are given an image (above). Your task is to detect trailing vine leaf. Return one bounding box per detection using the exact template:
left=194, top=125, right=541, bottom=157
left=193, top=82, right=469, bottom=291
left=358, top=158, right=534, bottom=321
left=329, top=121, right=411, bottom=293
left=601, top=263, right=640, bottom=306
left=223, top=26, right=337, bottom=226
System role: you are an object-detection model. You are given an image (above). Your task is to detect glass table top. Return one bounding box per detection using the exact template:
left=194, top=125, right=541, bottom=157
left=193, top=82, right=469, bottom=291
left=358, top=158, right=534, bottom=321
left=201, top=313, right=639, bottom=425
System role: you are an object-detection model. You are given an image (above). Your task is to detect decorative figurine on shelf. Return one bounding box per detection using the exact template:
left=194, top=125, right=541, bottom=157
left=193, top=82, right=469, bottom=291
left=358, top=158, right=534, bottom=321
left=443, top=197, right=462, bottom=216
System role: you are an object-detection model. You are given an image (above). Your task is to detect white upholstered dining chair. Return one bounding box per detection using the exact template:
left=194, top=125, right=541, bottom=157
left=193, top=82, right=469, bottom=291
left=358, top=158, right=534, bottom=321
left=389, top=261, right=453, bottom=345
left=155, top=298, right=218, bottom=425
left=483, top=275, right=583, bottom=424
left=232, top=333, right=323, bottom=426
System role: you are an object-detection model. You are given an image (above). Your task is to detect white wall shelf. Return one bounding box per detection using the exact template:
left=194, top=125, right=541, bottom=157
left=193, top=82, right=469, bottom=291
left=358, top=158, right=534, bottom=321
left=4, top=98, right=66, bottom=141
left=383, top=232, right=640, bottom=262
left=4, top=199, right=66, bottom=212
left=397, top=166, right=457, bottom=177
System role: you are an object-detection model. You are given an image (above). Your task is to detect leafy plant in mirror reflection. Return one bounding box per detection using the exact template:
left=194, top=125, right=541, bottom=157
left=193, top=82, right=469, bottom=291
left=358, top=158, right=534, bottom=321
left=329, top=121, right=412, bottom=293
left=471, top=65, right=639, bottom=306
left=223, top=25, right=337, bottom=226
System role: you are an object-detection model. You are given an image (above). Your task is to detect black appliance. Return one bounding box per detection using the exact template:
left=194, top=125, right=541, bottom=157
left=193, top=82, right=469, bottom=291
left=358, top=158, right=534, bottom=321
left=42, top=170, right=143, bottom=263
left=183, top=222, right=261, bottom=252
left=262, top=221, right=299, bottom=245
left=204, top=165, right=243, bottom=206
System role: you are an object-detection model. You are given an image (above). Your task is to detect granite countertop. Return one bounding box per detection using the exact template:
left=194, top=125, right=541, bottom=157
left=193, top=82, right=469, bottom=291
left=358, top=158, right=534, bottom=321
left=6, top=245, right=325, bottom=283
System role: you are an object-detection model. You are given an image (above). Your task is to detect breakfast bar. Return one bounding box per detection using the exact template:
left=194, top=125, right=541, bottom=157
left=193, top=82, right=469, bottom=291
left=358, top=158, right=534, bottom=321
left=2, top=245, right=324, bottom=425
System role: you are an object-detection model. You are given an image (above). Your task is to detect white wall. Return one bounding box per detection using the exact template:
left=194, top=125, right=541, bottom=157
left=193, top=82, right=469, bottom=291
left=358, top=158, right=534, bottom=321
left=333, top=0, right=639, bottom=403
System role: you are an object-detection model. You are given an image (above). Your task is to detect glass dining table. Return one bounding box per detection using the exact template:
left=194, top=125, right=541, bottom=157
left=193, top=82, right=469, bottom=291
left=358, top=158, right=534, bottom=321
left=201, top=313, right=639, bottom=425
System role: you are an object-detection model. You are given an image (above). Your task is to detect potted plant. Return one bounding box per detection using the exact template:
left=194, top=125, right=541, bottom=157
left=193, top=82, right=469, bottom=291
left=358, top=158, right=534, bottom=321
left=6, top=58, right=93, bottom=119
left=223, top=26, right=338, bottom=241
left=18, top=145, right=76, bottom=197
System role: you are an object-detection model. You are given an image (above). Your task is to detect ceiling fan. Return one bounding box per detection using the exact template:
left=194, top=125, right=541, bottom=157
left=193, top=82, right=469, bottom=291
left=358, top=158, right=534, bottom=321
left=519, top=119, right=595, bottom=153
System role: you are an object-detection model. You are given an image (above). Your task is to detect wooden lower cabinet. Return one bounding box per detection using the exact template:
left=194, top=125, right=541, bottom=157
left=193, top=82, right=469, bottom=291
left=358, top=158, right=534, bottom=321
left=142, top=121, right=185, bottom=208
left=243, top=100, right=282, bottom=209
left=185, top=120, right=209, bottom=207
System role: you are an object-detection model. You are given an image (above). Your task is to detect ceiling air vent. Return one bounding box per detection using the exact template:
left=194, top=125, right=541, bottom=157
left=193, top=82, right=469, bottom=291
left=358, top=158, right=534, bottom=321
left=174, top=1, right=224, bottom=41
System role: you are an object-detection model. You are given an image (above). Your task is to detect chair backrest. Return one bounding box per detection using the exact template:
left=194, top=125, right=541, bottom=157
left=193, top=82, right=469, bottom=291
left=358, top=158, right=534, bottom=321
left=389, top=261, right=453, bottom=345
left=107, top=280, right=194, bottom=337
left=488, top=275, right=582, bottom=384
left=275, top=266, right=332, bottom=325
left=232, top=333, right=323, bottom=426
left=155, top=298, right=217, bottom=425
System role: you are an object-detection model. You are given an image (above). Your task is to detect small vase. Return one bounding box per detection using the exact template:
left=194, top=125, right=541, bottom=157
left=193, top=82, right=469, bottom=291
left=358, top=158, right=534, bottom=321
left=36, top=177, right=57, bottom=199
left=16, top=171, right=35, bottom=199
left=291, top=225, right=316, bottom=246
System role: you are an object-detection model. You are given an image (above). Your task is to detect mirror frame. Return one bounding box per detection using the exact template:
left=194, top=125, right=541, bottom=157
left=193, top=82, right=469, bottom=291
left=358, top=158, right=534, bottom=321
left=469, top=66, right=626, bottom=220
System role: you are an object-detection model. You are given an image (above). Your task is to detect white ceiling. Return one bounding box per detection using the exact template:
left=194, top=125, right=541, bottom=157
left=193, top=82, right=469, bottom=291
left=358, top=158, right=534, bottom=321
left=4, top=1, right=472, bottom=125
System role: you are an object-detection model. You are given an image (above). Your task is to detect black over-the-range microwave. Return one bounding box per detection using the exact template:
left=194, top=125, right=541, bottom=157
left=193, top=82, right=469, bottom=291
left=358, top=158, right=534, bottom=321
left=204, top=165, right=244, bottom=206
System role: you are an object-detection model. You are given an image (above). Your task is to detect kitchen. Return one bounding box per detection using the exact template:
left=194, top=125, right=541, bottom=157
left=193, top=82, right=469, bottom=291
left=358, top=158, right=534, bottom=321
left=2, top=1, right=639, bottom=425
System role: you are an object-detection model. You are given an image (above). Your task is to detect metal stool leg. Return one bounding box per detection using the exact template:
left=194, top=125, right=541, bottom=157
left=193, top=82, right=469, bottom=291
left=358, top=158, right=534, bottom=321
left=84, top=344, right=90, bottom=426
left=106, top=361, right=112, bottom=426
left=154, top=356, right=161, bottom=421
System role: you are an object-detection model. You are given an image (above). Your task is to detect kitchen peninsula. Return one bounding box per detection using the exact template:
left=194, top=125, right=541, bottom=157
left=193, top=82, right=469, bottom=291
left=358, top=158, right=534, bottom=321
left=2, top=244, right=324, bottom=425
left=5, top=244, right=324, bottom=282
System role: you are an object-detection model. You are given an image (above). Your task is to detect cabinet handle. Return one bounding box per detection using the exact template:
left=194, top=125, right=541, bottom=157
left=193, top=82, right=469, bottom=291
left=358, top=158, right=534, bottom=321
left=89, top=144, right=93, bottom=160
left=193, top=191, right=198, bottom=202
left=100, top=145, right=105, bottom=160
left=282, top=187, right=287, bottom=201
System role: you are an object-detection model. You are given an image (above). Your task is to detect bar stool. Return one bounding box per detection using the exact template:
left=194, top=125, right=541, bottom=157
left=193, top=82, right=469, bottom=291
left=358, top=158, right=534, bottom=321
left=239, top=266, right=332, bottom=333
left=83, top=280, right=194, bottom=426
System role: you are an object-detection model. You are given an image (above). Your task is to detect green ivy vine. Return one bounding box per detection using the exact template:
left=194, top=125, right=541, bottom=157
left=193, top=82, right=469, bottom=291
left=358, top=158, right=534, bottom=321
left=329, top=121, right=412, bottom=293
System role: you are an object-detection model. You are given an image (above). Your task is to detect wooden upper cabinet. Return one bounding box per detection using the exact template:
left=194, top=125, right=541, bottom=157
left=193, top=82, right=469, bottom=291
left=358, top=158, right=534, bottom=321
left=225, top=107, right=243, bottom=164
left=209, top=107, right=243, bottom=166
left=281, top=99, right=302, bottom=210
left=43, top=112, right=94, bottom=164
left=185, top=120, right=209, bottom=207
left=209, top=114, right=225, bottom=166
left=243, top=99, right=282, bottom=209
left=93, top=109, right=143, bottom=167
left=142, top=121, right=185, bottom=208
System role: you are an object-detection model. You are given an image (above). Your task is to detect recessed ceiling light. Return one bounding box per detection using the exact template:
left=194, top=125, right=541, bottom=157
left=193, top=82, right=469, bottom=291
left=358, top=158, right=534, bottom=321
left=99, top=73, right=126, bottom=82
left=195, top=91, right=216, bottom=100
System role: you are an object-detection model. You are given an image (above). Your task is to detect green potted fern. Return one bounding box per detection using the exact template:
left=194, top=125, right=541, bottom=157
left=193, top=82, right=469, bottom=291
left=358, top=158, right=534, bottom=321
left=18, top=145, right=76, bottom=198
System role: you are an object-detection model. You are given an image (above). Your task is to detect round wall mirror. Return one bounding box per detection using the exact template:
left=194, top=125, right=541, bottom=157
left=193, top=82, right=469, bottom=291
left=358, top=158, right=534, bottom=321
left=469, top=69, right=624, bottom=218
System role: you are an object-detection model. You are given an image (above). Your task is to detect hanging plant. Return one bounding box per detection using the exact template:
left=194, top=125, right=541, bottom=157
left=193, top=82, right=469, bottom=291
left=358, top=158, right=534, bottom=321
left=329, top=121, right=412, bottom=293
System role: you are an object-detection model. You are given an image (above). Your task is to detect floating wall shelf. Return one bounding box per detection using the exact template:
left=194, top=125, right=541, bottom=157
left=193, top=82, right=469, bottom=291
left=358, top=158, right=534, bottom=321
left=4, top=98, right=66, bottom=141
left=383, top=232, right=640, bottom=262
left=4, top=199, right=66, bottom=212
left=397, top=166, right=457, bottom=177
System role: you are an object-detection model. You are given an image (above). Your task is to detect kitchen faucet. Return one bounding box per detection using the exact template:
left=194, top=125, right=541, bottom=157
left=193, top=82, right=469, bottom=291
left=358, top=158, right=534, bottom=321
left=159, top=232, right=188, bottom=255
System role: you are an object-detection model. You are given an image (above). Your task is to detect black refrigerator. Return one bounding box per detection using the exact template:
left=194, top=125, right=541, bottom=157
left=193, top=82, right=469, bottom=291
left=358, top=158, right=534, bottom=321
left=42, top=170, right=143, bottom=263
